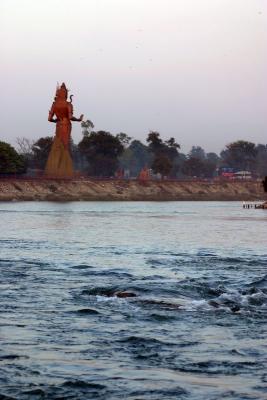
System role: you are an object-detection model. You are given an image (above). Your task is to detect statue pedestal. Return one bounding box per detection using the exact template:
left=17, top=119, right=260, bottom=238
left=45, top=136, right=74, bottom=178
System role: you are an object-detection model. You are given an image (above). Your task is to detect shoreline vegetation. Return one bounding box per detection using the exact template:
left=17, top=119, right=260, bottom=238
left=0, top=178, right=266, bottom=202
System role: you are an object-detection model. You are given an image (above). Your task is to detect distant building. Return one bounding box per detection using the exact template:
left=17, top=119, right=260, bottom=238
left=234, top=171, right=252, bottom=180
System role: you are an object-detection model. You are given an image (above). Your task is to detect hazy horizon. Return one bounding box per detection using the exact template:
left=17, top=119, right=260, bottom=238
left=1, top=0, right=266, bottom=154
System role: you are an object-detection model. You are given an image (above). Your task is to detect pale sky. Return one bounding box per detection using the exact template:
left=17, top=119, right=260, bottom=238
left=1, top=0, right=266, bottom=153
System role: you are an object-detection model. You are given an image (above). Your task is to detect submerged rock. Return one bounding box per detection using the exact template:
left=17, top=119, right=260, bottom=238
left=114, top=291, right=137, bottom=298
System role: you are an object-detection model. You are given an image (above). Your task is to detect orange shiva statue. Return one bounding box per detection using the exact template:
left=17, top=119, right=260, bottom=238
left=45, top=83, right=83, bottom=177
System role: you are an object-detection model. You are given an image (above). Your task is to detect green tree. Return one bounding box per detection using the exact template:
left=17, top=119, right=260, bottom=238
left=146, top=131, right=180, bottom=177
left=220, top=140, right=257, bottom=171
left=206, top=152, right=220, bottom=165
left=0, top=141, right=27, bottom=174
left=146, top=131, right=164, bottom=153
left=151, top=154, right=172, bottom=177
left=255, top=144, right=267, bottom=176
left=182, top=157, right=205, bottom=178
left=119, top=140, right=151, bottom=176
left=182, top=149, right=219, bottom=178
left=202, top=160, right=217, bottom=178
left=173, top=152, right=187, bottom=178
left=204, top=152, right=220, bottom=177
left=78, top=130, right=124, bottom=176
left=116, top=132, right=132, bottom=147
left=189, top=146, right=206, bottom=160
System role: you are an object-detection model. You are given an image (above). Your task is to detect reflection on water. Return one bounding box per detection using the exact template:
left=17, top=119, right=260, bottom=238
left=0, top=201, right=266, bottom=399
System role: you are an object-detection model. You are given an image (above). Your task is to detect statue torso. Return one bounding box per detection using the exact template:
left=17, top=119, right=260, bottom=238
left=53, top=100, right=72, bottom=120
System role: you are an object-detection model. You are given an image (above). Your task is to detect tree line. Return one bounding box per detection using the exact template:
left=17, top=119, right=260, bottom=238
left=0, top=124, right=267, bottom=179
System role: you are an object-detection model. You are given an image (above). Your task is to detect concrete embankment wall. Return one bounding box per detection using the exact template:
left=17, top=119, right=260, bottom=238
left=0, top=179, right=265, bottom=201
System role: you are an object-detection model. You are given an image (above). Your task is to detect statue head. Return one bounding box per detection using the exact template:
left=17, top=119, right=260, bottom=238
left=55, top=83, right=68, bottom=100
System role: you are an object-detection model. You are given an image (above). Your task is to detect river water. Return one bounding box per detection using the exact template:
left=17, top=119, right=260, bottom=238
left=0, top=201, right=266, bottom=400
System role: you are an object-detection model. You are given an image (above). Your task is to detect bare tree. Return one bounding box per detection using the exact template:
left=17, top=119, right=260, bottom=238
left=16, top=137, right=35, bottom=156
left=81, top=120, right=94, bottom=136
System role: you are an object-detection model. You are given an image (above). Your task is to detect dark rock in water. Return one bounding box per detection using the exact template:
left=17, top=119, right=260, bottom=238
left=208, top=300, right=220, bottom=308
left=140, top=299, right=181, bottom=309
left=231, top=305, right=240, bottom=313
left=77, top=308, right=99, bottom=315
left=82, top=288, right=137, bottom=298
left=114, top=291, right=137, bottom=298
left=0, top=354, right=28, bottom=361
left=22, top=389, right=46, bottom=397
left=0, top=394, right=17, bottom=400
left=63, top=380, right=106, bottom=389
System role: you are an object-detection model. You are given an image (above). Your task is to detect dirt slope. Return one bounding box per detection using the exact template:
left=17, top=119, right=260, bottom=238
left=0, top=179, right=265, bottom=202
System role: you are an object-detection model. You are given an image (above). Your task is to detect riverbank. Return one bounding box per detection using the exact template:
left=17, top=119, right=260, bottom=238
left=0, top=179, right=265, bottom=202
